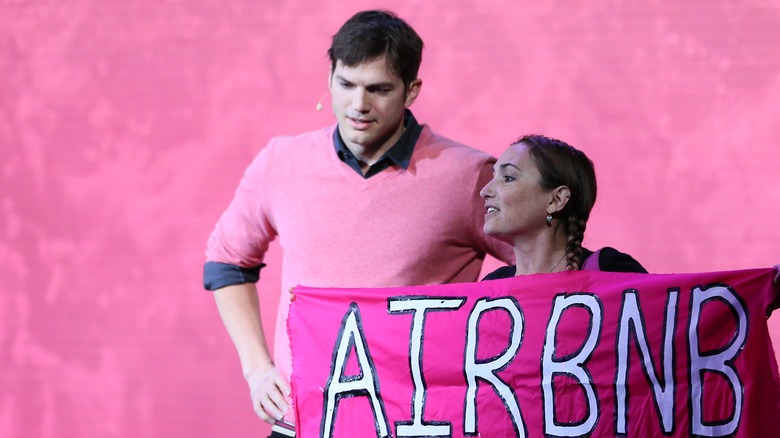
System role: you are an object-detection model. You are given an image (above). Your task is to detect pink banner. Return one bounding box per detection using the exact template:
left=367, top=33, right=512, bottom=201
left=289, top=269, right=780, bottom=437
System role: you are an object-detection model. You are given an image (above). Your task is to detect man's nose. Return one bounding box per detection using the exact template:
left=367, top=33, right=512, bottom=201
left=351, top=88, right=370, bottom=112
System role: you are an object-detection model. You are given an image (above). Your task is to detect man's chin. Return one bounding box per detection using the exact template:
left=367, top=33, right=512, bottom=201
left=339, top=126, right=367, bottom=142
left=342, top=133, right=381, bottom=150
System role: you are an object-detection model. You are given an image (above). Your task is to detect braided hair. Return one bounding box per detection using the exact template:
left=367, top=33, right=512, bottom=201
left=515, top=134, right=597, bottom=270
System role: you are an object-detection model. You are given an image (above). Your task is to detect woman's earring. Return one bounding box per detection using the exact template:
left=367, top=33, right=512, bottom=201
left=546, top=213, right=553, bottom=226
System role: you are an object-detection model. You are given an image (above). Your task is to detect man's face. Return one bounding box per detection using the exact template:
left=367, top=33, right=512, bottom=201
left=329, top=56, right=420, bottom=154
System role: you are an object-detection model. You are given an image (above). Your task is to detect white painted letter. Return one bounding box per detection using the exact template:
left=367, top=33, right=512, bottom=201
left=542, top=293, right=602, bottom=437
left=321, top=303, right=390, bottom=438
left=615, top=288, right=678, bottom=434
left=388, top=296, right=466, bottom=437
left=464, top=297, right=526, bottom=438
left=689, top=284, right=747, bottom=437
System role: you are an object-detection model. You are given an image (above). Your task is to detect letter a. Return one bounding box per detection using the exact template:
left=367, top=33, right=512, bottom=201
left=321, top=303, right=390, bottom=438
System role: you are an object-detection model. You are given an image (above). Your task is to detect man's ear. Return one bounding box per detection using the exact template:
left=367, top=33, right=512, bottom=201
left=405, top=78, right=423, bottom=107
left=548, top=185, right=571, bottom=214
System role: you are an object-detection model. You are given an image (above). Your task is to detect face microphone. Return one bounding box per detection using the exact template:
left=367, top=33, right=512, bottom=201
left=316, top=93, right=329, bottom=111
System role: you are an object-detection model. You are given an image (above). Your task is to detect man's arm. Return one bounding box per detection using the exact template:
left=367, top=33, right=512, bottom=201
left=213, top=283, right=290, bottom=423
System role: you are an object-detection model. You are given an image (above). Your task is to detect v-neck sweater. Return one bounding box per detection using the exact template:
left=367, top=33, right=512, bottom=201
left=205, top=123, right=513, bottom=394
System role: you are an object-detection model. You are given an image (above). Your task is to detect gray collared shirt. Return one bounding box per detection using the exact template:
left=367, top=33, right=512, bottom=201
left=333, top=110, right=423, bottom=178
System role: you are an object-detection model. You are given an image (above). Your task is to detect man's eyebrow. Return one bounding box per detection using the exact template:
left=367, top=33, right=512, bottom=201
left=333, top=74, right=352, bottom=83
left=333, top=74, right=396, bottom=88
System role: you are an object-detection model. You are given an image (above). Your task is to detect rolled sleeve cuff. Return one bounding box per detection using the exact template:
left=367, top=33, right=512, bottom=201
left=203, top=261, right=266, bottom=290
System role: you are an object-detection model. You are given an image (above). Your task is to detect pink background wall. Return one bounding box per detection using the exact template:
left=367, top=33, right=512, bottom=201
left=2, top=1, right=778, bottom=436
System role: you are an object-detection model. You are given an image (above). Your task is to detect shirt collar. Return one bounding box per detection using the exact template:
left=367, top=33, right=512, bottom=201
left=333, top=110, right=422, bottom=176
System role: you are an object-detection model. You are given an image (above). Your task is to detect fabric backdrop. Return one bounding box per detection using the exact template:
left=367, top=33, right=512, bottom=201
left=2, top=1, right=779, bottom=436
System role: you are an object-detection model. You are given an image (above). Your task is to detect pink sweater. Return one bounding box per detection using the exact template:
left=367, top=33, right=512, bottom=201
left=206, top=124, right=513, bottom=390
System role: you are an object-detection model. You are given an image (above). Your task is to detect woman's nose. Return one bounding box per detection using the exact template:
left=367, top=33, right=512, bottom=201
left=479, top=180, right=494, bottom=199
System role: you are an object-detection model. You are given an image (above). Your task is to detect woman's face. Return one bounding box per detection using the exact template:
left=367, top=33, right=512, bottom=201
left=480, top=143, right=553, bottom=241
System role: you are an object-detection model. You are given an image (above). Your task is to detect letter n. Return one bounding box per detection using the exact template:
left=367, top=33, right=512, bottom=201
left=615, top=288, right=678, bottom=434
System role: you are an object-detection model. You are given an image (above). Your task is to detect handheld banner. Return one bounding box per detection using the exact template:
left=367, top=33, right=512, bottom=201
left=288, top=269, right=780, bottom=437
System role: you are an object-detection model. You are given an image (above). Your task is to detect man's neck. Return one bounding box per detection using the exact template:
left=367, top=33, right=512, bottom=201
left=345, top=125, right=405, bottom=174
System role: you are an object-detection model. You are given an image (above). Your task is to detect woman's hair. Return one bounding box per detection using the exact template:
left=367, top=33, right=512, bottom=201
left=515, top=134, right=597, bottom=270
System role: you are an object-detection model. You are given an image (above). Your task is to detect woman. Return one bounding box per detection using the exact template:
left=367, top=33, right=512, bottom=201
left=480, top=134, right=646, bottom=279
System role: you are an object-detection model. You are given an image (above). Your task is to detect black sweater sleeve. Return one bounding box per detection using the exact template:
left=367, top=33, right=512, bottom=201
left=593, top=247, right=648, bottom=273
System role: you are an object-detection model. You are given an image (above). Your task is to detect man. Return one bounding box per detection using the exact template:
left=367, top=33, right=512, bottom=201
left=204, top=10, right=513, bottom=437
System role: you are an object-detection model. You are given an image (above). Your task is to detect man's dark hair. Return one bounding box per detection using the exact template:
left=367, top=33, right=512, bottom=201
left=328, top=10, right=424, bottom=90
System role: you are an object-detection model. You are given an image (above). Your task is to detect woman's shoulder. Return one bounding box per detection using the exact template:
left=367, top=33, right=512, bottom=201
left=586, top=246, right=648, bottom=273
left=481, top=265, right=517, bottom=281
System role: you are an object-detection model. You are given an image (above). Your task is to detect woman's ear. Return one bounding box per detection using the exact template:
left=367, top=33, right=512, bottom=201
left=548, top=186, right=571, bottom=214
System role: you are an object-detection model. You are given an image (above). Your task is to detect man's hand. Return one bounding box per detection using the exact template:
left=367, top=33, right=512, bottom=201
left=246, top=364, right=291, bottom=423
